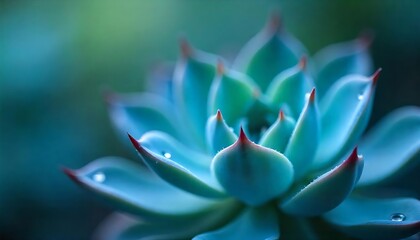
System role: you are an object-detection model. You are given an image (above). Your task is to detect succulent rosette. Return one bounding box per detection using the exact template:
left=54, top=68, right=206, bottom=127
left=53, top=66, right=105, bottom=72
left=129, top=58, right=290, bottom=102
left=65, top=15, right=420, bottom=239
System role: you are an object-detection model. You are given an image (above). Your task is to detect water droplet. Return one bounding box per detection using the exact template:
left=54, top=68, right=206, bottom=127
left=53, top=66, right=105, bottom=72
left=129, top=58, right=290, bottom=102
left=162, top=151, right=172, bottom=159
left=357, top=94, right=364, bottom=101
left=93, top=172, right=106, bottom=183
left=357, top=154, right=363, bottom=159
left=390, top=213, right=405, bottom=222
left=305, top=93, right=310, bottom=100
left=229, top=127, right=234, bottom=132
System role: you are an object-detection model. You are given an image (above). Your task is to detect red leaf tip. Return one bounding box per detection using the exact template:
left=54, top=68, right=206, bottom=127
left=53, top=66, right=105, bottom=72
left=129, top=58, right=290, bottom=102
left=216, top=60, right=225, bottom=76
left=267, top=11, right=282, bottom=33
left=279, top=110, right=285, bottom=120
left=62, top=167, right=80, bottom=183
left=298, top=55, right=307, bottom=70
left=216, top=109, right=223, bottom=121
left=238, top=127, right=249, bottom=143
left=179, top=37, right=193, bottom=58
left=346, top=147, right=360, bottom=166
left=309, top=88, right=316, bottom=102
left=127, top=133, right=141, bottom=150
left=371, top=68, right=382, bottom=85
left=358, top=30, right=375, bottom=48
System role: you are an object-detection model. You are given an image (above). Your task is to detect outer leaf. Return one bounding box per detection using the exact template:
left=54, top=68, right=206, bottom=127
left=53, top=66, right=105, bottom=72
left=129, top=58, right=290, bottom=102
left=284, top=88, right=320, bottom=180
left=207, top=62, right=256, bottom=126
left=313, top=71, right=379, bottom=170
left=193, top=205, right=280, bottom=240
left=212, top=128, right=294, bottom=206
left=314, top=34, right=373, bottom=98
left=259, top=111, right=296, bottom=153
left=358, top=106, right=420, bottom=186
left=63, top=157, right=232, bottom=221
left=206, top=110, right=238, bottom=155
left=173, top=40, right=218, bottom=148
left=233, top=14, right=303, bottom=91
left=281, top=148, right=363, bottom=216
left=94, top=203, right=243, bottom=240
left=324, top=196, right=420, bottom=240
left=266, top=57, right=314, bottom=119
left=106, top=92, right=183, bottom=143
left=129, top=132, right=226, bottom=198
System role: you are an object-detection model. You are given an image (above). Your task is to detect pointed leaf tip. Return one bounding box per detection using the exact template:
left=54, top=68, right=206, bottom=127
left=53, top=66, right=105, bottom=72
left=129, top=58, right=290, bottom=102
left=216, top=109, right=223, bottom=121
left=267, top=11, right=282, bottom=32
left=127, top=133, right=142, bottom=151
left=63, top=167, right=80, bottom=184
left=371, top=68, right=382, bottom=85
left=345, top=147, right=360, bottom=166
left=238, top=127, right=249, bottom=143
left=298, top=55, right=307, bottom=70
left=279, top=110, right=285, bottom=120
left=179, top=37, right=193, bottom=58
left=216, top=60, right=225, bottom=76
left=358, top=30, right=375, bottom=48
left=309, top=88, right=316, bottom=102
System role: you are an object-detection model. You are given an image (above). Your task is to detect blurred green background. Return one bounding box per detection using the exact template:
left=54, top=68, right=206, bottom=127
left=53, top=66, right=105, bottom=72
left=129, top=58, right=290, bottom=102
left=0, top=1, right=419, bottom=239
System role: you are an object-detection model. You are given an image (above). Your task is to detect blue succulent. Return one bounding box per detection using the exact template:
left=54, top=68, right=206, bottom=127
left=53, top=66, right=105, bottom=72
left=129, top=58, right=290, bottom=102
left=65, top=15, right=420, bottom=239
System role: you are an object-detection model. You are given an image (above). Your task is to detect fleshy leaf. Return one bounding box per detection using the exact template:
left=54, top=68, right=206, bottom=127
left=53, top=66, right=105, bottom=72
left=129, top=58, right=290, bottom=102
left=314, top=33, right=373, bottom=98
left=313, top=70, right=380, bottom=170
left=324, top=196, right=420, bottom=240
left=207, top=62, right=257, bottom=126
left=266, top=57, right=314, bottom=119
left=206, top=110, right=238, bottom=155
left=63, top=157, right=233, bottom=221
left=284, top=88, right=320, bottom=179
left=129, top=132, right=226, bottom=198
left=95, top=202, right=243, bottom=240
left=358, top=106, right=420, bottom=186
left=259, top=111, right=296, bottom=153
left=281, top=148, right=363, bottom=216
left=233, top=14, right=304, bottom=91
left=106, top=92, right=184, bottom=143
left=212, top=128, right=294, bottom=206
left=173, top=40, right=218, bottom=147
left=193, top=205, right=280, bottom=240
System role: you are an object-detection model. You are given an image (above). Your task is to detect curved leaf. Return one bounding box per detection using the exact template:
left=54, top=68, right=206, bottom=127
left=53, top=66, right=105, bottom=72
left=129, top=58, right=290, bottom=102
left=284, top=88, right=320, bottom=180
left=313, top=70, right=379, bottom=170
left=106, top=92, right=183, bottom=143
left=206, top=110, right=238, bottom=155
left=173, top=40, right=218, bottom=148
left=63, top=157, right=232, bottom=221
left=212, top=128, right=294, bottom=206
left=129, top=132, right=226, bottom=198
left=281, top=148, right=363, bottom=216
left=324, top=196, right=420, bottom=240
left=193, top=205, right=280, bottom=240
left=259, top=111, right=296, bottom=153
left=266, top=57, right=314, bottom=119
left=358, top=106, right=420, bottom=186
left=233, top=14, right=304, bottom=91
left=314, top=34, right=373, bottom=98
left=94, top=202, right=243, bottom=240
left=207, top=62, right=257, bottom=126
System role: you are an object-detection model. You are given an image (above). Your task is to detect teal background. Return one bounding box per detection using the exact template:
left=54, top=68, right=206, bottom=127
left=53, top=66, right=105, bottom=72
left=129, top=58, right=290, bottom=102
left=0, top=1, right=419, bottom=239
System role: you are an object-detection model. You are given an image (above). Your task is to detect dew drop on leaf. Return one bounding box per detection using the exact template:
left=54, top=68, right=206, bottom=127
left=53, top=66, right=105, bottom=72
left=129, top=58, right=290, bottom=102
left=162, top=151, right=172, bottom=159
left=93, top=172, right=106, bottom=183
left=390, top=213, right=405, bottom=222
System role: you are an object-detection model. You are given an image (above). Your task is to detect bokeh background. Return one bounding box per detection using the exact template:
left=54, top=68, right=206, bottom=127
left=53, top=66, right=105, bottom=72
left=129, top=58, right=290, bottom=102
left=1, top=1, right=419, bottom=239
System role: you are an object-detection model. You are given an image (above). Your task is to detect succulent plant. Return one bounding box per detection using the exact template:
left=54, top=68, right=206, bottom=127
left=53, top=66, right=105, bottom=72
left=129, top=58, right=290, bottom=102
left=65, top=14, right=420, bottom=239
